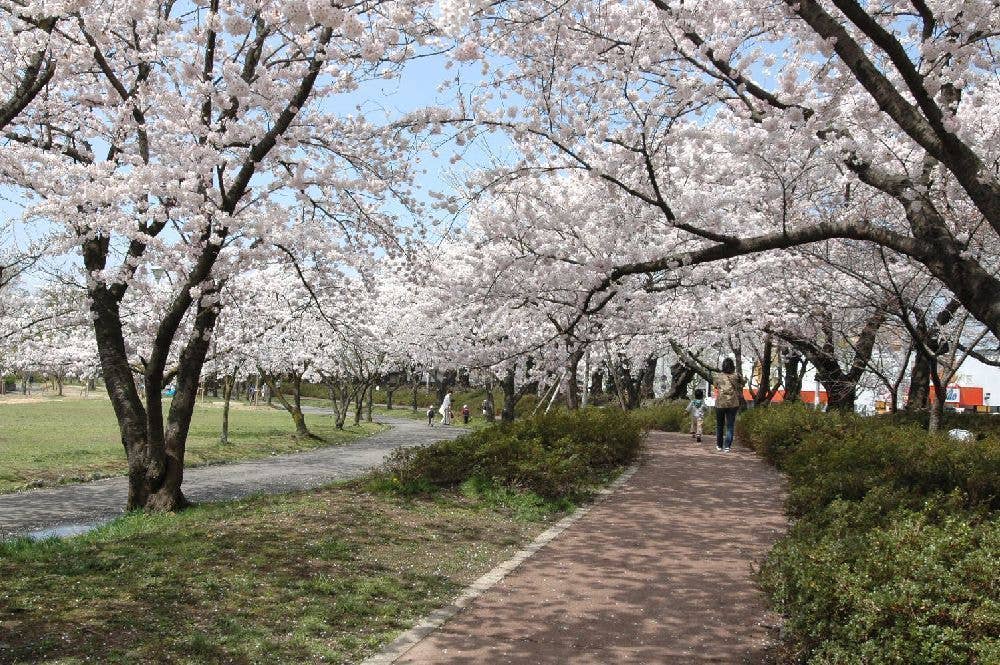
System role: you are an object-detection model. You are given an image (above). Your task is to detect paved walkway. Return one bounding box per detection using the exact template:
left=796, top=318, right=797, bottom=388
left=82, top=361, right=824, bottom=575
left=0, top=413, right=460, bottom=539
left=390, top=430, right=788, bottom=664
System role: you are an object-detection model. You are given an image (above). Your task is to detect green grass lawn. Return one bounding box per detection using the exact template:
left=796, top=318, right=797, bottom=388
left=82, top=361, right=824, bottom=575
left=0, top=481, right=555, bottom=663
left=0, top=396, right=385, bottom=494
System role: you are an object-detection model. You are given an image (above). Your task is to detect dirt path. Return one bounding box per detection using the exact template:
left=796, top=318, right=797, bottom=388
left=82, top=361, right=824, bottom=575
left=390, top=430, right=788, bottom=664
left=0, top=414, right=461, bottom=540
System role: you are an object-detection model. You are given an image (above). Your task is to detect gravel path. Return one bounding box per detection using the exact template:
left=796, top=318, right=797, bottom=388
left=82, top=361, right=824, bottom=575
left=390, top=430, right=788, bottom=664
left=0, top=413, right=461, bottom=540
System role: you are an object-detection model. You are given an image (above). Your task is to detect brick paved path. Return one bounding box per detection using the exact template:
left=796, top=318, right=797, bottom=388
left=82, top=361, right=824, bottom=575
left=0, top=413, right=460, bottom=539
left=393, top=430, right=787, bottom=664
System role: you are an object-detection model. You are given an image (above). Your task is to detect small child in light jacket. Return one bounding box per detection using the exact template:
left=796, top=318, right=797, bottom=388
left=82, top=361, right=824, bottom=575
left=686, top=388, right=706, bottom=443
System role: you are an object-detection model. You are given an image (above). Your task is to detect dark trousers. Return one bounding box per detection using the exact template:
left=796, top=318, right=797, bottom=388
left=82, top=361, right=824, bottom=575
left=716, top=407, right=738, bottom=449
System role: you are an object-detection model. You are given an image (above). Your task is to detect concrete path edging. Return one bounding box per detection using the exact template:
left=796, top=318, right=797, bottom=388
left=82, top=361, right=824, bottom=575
left=362, top=464, right=641, bottom=665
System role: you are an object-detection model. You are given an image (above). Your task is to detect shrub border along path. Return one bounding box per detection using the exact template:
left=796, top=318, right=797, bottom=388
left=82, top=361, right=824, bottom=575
left=370, top=430, right=789, bottom=664
left=0, top=414, right=462, bottom=539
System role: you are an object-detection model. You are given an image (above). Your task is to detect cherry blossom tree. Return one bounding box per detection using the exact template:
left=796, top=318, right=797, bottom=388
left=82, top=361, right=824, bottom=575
left=435, top=0, right=1000, bottom=340
left=2, top=0, right=436, bottom=510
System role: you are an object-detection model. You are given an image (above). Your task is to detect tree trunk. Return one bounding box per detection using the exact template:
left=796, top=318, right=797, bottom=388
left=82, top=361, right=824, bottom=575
left=89, top=281, right=221, bottom=513
left=435, top=369, right=457, bottom=404
left=386, top=387, right=395, bottom=410
left=590, top=369, right=604, bottom=396
left=821, top=376, right=857, bottom=412
left=266, top=371, right=315, bottom=439
left=928, top=390, right=945, bottom=432
left=220, top=372, right=233, bottom=444
left=366, top=384, right=374, bottom=423
left=353, top=382, right=366, bottom=426
left=500, top=368, right=517, bottom=422
left=640, top=357, right=658, bottom=401
left=783, top=354, right=805, bottom=402
left=483, top=373, right=496, bottom=422
left=906, top=353, right=931, bottom=411
left=564, top=348, right=583, bottom=410
left=667, top=361, right=696, bottom=400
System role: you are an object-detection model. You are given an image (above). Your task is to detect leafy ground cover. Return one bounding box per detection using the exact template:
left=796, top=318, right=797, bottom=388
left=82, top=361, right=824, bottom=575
left=736, top=404, right=1000, bottom=664
left=376, top=408, right=643, bottom=500
left=0, top=481, right=554, bottom=664
left=0, top=395, right=384, bottom=494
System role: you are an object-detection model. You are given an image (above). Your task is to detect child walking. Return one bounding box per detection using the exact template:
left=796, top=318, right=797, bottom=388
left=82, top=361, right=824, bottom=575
left=686, top=388, right=706, bottom=443
left=426, top=405, right=435, bottom=426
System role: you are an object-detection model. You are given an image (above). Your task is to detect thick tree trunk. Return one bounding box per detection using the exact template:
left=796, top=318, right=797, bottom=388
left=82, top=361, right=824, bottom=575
left=640, top=357, right=657, bottom=401
left=821, top=376, right=857, bottom=412
left=783, top=354, right=805, bottom=402
left=590, top=369, right=604, bottom=396
left=435, top=369, right=457, bottom=404
left=500, top=368, right=518, bottom=422
left=906, top=353, right=931, bottom=412
left=366, top=384, right=374, bottom=423
left=483, top=374, right=496, bottom=422
left=386, top=387, right=395, bottom=410
left=89, top=284, right=204, bottom=513
left=667, top=361, right=696, bottom=400
left=564, top=349, right=583, bottom=410
left=778, top=310, right=884, bottom=413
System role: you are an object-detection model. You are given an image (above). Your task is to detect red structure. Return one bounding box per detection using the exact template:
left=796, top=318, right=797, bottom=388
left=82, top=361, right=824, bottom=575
left=929, top=385, right=985, bottom=409
left=739, top=389, right=828, bottom=404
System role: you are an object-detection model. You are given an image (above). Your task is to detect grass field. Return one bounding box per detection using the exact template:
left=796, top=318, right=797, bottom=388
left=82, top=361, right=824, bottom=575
left=0, top=395, right=385, bottom=494
left=0, top=480, right=556, bottom=663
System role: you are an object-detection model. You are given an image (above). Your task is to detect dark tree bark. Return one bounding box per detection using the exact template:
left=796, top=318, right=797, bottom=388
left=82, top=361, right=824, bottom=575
left=483, top=373, right=496, bottom=422
left=607, top=354, right=657, bottom=410
left=905, top=353, right=931, bottom=412
left=499, top=364, right=537, bottom=422
left=220, top=371, right=234, bottom=444
left=435, top=369, right=457, bottom=404
left=640, top=357, right=658, bottom=400
left=776, top=310, right=885, bottom=412
left=564, top=348, right=584, bottom=410
left=666, top=361, right=696, bottom=400
left=782, top=353, right=807, bottom=403
left=750, top=334, right=782, bottom=406
left=265, top=370, right=316, bottom=439
left=589, top=369, right=605, bottom=396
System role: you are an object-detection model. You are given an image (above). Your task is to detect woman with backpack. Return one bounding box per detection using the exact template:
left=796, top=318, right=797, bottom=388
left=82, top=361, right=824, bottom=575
left=714, top=358, right=743, bottom=452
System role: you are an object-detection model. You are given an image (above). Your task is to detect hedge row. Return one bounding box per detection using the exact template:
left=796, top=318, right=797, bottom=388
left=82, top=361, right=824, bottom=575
left=376, top=408, right=643, bottom=499
left=737, top=404, right=1000, bottom=664
left=630, top=399, right=717, bottom=435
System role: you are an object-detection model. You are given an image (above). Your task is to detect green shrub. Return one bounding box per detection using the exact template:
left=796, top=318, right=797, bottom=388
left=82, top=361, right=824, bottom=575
left=742, top=404, right=1000, bottom=662
left=883, top=410, right=1000, bottom=437
left=376, top=408, right=642, bottom=500
left=631, top=399, right=716, bottom=434
left=760, top=494, right=1000, bottom=664
left=735, top=401, right=846, bottom=465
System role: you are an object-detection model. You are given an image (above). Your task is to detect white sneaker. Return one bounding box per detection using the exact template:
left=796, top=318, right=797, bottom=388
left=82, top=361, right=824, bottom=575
left=716, top=446, right=723, bottom=451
